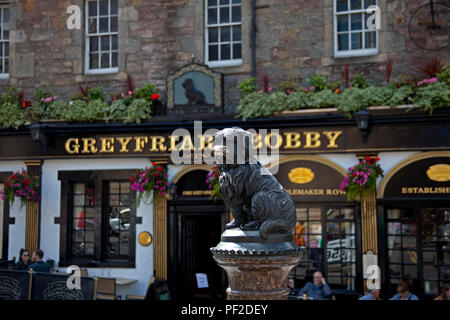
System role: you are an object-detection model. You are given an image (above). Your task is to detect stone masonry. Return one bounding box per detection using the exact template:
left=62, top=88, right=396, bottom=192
left=0, top=0, right=448, bottom=111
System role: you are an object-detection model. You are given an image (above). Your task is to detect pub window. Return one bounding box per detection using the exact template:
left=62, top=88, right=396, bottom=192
left=0, top=182, right=4, bottom=258
left=205, top=0, right=242, bottom=67
left=85, top=0, right=119, bottom=74
left=59, top=170, right=136, bottom=267
left=386, top=207, right=450, bottom=296
left=334, top=0, right=378, bottom=58
left=292, top=206, right=358, bottom=292
left=0, top=5, right=10, bottom=78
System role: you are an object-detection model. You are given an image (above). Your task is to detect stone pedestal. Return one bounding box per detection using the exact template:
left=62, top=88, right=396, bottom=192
left=211, top=228, right=303, bottom=300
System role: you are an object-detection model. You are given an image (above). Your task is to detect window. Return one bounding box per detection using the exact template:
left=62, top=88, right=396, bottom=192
left=291, top=206, right=359, bottom=292
left=205, top=0, right=242, bottom=67
left=59, top=171, right=137, bottom=267
left=386, top=207, right=450, bottom=296
left=0, top=182, right=3, bottom=258
left=85, top=0, right=118, bottom=74
left=334, top=0, right=378, bottom=57
left=0, top=5, right=9, bottom=78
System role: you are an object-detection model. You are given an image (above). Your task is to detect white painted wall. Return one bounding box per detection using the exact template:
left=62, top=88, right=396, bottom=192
left=41, top=158, right=154, bottom=298
left=0, top=161, right=27, bottom=261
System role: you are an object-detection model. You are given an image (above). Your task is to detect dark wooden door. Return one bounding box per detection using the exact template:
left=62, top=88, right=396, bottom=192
left=168, top=201, right=228, bottom=300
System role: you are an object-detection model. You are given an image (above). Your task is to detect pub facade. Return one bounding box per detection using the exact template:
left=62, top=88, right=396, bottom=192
left=0, top=0, right=449, bottom=300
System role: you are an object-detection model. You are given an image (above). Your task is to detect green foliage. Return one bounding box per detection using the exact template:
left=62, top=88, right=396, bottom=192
left=0, top=102, right=28, bottom=129
left=237, top=77, right=256, bottom=98
left=62, top=99, right=106, bottom=121
left=132, top=82, right=159, bottom=102
left=414, top=82, right=450, bottom=114
left=87, top=86, right=106, bottom=102
left=351, top=73, right=370, bottom=89
left=1, top=87, right=20, bottom=104
left=437, top=68, right=450, bottom=87
left=305, top=89, right=339, bottom=109
left=123, top=99, right=152, bottom=124
left=306, top=75, right=340, bottom=91
left=387, top=85, right=414, bottom=107
left=277, top=79, right=299, bottom=93
left=44, top=100, right=67, bottom=119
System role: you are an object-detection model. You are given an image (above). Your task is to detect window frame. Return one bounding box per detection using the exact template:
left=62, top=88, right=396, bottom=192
left=84, top=0, right=119, bottom=75
left=0, top=172, right=13, bottom=260
left=333, top=0, right=379, bottom=58
left=205, top=0, right=243, bottom=68
left=0, top=4, right=10, bottom=79
left=58, top=170, right=137, bottom=268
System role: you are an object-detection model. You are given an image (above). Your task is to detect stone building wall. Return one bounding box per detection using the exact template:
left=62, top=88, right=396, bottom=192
left=0, top=0, right=448, bottom=110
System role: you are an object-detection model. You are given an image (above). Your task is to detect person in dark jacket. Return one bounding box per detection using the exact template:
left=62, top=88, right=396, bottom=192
left=298, top=271, right=333, bottom=300
left=15, top=248, right=31, bottom=270
left=27, top=249, right=51, bottom=273
left=390, top=280, right=419, bottom=300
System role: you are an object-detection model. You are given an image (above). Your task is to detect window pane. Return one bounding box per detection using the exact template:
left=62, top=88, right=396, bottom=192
left=89, top=37, right=99, bottom=52
left=296, top=208, right=307, bottom=221
left=351, top=32, right=362, bottom=49
left=101, top=52, right=110, bottom=68
left=85, top=243, right=94, bottom=255
left=208, top=27, right=218, bottom=43
left=388, top=250, right=402, bottom=263
left=388, top=236, right=401, bottom=249
left=99, top=0, right=109, bottom=15
left=3, top=8, right=9, bottom=23
left=336, top=0, right=348, bottom=11
left=4, top=58, right=7, bottom=73
left=3, top=29, right=8, bottom=40
left=364, top=0, right=377, bottom=9
left=74, top=183, right=85, bottom=194
left=351, top=14, right=363, bottom=30
left=208, top=45, right=218, bottom=61
left=337, top=15, right=349, bottom=32
left=112, top=52, right=118, bottom=67
left=90, top=53, right=99, bottom=69
left=327, top=222, right=340, bottom=234
left=338, top=33, right=349, bottom=51
left=110, top=16, right=118, bottom=32
left=423, top=250, right=436, bottom=263
left=221, top=44, right=230, bottom=60
left=402, top=236, right=416, bottom=249
left=424, top=281, right=438, bottom=295
left=233, top=43, right=241, bottom=59
left=389, top=264, right=402, bottom=278
left=101, top=36, right=110, bottom=50
left=208, top=0, right=217, bottom=6
left=88, top=1, right=98, bottom=16
left=4, top=42, right=9, bottom=57
left=220, top=7, right=230, bottom=23
left=351, top=0, right=362, bottom=10
left=232, top=0, right=241, bottom=3
left=220, top=0, right=229, bottom=4
left=111, top=0, right=118, bottom=15
left=309, top=208, right=321, bottom=220
left=231, top=6, right=241, bottom=23
left=88, top=18, right=97, bottom=33
left=220, top=26, right=230, bottom=42
left=120, top=182, right=130, bottom=194
left=404, top=265, right=417, bottom=279
left=208, top=8, right=217, bottom=25
left=112, top=35, right=118, bottom=50
left=99, top=17, right=108, bottom=33
left=403, top=250, right=418, bottom=264
left=232, top=25, right=241, bottom=41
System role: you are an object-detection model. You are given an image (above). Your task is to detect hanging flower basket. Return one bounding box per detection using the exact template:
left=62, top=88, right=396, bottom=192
left=339, top=156, right=384, bottom=202
left=206, top=165, right=222, bottom=201
left=0, top=170, right=40, bottom=206
left=130, top=162, right=168, bottom=206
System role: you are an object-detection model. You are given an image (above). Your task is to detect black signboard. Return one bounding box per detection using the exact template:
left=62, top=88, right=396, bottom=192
left=0, top=270, right=30, bottom=300
left=274, top=159, right=347, bottom=202
left=383, top=157, right=450, bottom=199
left=31, top=272, right=95, bottom=300
left=176, top=170, right=213, bottom=198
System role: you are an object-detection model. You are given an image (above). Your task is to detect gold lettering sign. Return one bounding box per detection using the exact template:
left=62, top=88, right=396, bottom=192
left=288, top=167, right=315, bottom=184
left=426, top=164, right=450, bottom=182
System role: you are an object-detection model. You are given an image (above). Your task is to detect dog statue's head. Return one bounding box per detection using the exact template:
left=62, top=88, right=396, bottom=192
left=212, top=127, right=256, bottom=170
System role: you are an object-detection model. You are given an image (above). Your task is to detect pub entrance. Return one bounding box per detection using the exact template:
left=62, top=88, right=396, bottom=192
left=167, top=168, right=228, bottom=300
left=167, top=201, right=228, bottom=300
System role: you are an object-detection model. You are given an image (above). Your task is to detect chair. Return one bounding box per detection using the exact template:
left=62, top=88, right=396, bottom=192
left=95, top=277, right=116, bottom=300
left=126, top=275, right=155, bottom=300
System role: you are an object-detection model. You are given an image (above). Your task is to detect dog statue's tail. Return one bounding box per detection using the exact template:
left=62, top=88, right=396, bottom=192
left=259, top=191, right=297, bottom=240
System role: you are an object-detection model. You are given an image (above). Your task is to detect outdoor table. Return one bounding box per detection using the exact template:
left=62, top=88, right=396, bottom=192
left=113, top=277, right=137, bottom=286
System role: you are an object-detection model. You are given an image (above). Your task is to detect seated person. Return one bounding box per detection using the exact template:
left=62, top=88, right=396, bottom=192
left=27, top=249, right=51, bottom=273
left=390, top=280, right=419, bottom=300
left=360, top=288, right=380, bottom=300
left=298, top=271, right=332, bottom=300
left=287, top=278, right=299, bottom=298
left=15, top=249, right=31, bottom=270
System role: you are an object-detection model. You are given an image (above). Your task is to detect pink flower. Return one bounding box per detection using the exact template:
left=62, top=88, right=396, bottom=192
left=259, top=89, right=264, bottom=93
left=128, top=91, right=133, bottom=95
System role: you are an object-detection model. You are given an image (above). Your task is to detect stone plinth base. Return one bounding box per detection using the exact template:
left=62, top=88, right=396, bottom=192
left=211, top=228, right=304, bottom=300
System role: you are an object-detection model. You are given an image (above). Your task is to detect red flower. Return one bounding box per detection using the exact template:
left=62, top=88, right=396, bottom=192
left=157, top=166, right=163, bottom=172
left=130, top=176, right=135, bottom=183
left=23, top=179, right=30, bottom=186
left=152, top=162, right=157, bottom=166
left=365, top=156, right=371, bottom=162
left=153, top=172, right=159, bottom=177
left=151, top=94, right=160, bottom=100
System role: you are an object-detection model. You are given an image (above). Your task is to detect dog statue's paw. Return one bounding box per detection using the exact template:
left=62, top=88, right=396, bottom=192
left=242, top=221, right=259, bottom=231
left=225, top=219, right=242, bottom=229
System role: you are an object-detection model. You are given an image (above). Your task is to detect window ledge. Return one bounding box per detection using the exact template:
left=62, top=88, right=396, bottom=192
left=85, top=68, right=119, bottom=75
left=206, top=59, right=243, bottom=68
left=58, top=260, right=135, bottom=269
left=334, top=50, right=379, bottom=58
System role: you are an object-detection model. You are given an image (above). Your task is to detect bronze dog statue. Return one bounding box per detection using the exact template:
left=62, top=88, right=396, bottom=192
left=213, top=127, right=296, bottom=239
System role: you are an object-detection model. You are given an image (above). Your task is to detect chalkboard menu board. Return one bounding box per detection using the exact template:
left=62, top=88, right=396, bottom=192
left=31, top=272, right=95, bottom=300
left=0, top=270, right=30, bottom=300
